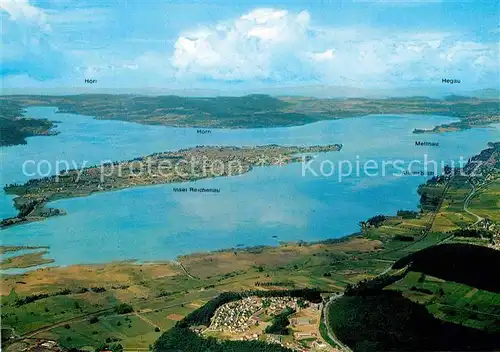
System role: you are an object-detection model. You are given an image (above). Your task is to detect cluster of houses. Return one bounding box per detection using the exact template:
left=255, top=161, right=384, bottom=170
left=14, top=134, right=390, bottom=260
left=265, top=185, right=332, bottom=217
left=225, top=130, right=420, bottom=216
left=209, top=296, right=262, bottom=333
left=205, top=296, right=332, bottom=351
left=485, top=219, right=500, bottom=250
left=209, top=296, right=300, bottom=333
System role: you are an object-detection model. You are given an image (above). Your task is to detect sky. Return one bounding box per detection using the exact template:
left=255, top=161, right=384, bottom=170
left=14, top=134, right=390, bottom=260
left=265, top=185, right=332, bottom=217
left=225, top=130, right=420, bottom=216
left=1, top=0, right=499, bottom=94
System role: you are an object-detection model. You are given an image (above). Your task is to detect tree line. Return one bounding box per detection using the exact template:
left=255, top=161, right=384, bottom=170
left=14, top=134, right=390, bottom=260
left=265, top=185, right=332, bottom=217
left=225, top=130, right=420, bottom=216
left=264, top=307, right=295, bottom=335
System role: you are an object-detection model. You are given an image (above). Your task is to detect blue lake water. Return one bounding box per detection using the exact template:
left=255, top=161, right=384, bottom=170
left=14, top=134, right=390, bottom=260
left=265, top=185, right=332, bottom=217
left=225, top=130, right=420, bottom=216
left=1, top=107, right=498, bottom=268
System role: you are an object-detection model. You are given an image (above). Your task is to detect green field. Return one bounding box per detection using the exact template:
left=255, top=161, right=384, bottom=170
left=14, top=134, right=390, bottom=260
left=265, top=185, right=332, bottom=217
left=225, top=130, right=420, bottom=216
left=469, top=181, right=500, bottom=221
left=387, top=271, right=500, bottom=332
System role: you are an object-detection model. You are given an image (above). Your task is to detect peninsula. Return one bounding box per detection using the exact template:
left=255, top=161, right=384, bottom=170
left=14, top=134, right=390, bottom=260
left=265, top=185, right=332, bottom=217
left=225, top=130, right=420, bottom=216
left=1, top=144, right=342, bottom=228
left=1, top=94, right=498, bottom=146
left=0, top=100, right=57, bottom=146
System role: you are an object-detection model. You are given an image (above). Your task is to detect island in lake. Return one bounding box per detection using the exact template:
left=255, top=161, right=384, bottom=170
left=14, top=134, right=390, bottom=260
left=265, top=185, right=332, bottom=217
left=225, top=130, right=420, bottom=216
left=1, top=144, right=342, bottom=228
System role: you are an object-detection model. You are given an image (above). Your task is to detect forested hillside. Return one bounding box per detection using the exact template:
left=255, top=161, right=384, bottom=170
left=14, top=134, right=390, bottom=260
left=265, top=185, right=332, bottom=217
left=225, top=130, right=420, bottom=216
left=393, top=244, right=500, bottom=293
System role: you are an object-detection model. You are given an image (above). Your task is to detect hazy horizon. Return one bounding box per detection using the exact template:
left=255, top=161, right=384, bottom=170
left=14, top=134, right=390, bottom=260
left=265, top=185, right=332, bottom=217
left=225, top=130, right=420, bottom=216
left=1, top=85, right=498, bottom=99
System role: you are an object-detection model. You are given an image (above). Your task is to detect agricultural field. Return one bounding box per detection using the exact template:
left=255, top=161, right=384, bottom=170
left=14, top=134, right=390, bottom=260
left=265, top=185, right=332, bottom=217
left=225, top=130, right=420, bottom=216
left=468, top=179, right=500, bottom=221
left=387, top=271, right=500, bottom=332
left=1, top=237, right=381, bottom=350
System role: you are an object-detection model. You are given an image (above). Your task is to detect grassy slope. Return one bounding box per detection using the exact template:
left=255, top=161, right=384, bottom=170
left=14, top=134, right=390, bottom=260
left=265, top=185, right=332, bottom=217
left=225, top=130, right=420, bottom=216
left=468, top=180, right=500, bottom=221
left=392, top=243, right=500, bottom=293
left=387, top=271, right=500, bottom=332
left=327, top=290, right=499, bottom=352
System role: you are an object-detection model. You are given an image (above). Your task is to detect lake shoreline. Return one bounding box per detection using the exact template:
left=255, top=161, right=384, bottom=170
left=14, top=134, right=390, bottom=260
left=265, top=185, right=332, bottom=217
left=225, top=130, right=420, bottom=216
left=1, top=106, right=498, bottom=269
left=3, top=94, right=498, bottom=135
left=2, top=140, right=498, bottom=275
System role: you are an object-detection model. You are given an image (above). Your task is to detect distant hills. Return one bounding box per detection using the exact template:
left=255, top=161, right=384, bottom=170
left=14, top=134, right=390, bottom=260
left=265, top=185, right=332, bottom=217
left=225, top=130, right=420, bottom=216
left=1, top=93, right=498, bottom=146
left=256, top=85, right=499, bottom=100
left=470, top=88, right=500, bottom=99
left=2, top=85, right=498, bottom=100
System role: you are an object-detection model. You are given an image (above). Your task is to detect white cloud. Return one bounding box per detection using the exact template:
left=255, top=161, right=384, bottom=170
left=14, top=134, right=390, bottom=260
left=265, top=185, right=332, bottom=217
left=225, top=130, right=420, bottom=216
left=171, top=8, right=311, bottom=80
left=2, top=4, right=497, bottom=90
left=0, top=0, right=50, bottom=31
left=1, top=0, right=112, bottom=82
left=169, top=8, right=498, bottom=87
